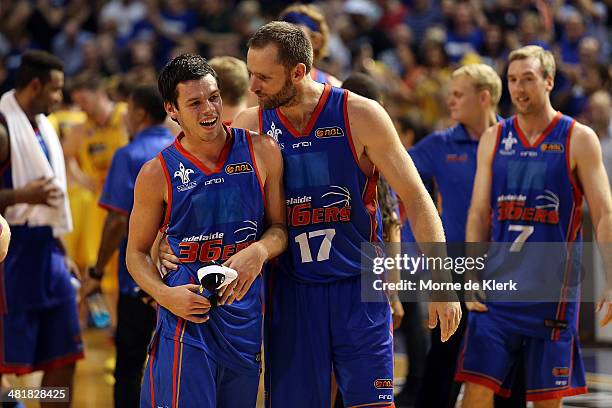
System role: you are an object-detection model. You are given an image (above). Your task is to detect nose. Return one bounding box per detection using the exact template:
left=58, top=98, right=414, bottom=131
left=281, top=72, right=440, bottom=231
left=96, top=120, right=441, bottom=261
left=249, top=77, right=260, bottom=94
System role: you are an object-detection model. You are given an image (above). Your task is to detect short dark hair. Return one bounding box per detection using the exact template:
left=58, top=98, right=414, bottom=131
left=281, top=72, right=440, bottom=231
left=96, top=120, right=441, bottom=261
left=247, top=21, right=313, bottom=73
left=130, top=84, right=167, bottom=124
left=342, top=73, right=381, bottom=103
left=158, top=53, right=218, bottom=107
left=14, top=50, right=64, bottom=90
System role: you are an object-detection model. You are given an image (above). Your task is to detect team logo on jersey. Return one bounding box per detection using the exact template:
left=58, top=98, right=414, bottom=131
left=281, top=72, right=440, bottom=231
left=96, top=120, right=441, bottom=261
left=315, top=126, right=344, bottom=138
left=322, top=185, right=351, bottom=207
left=266, top=122, right=282, bottom=143
left=497, top=190, right=560, bottom=224
left=225, top=162, right=253, bottom=175
left=541, top=143, right=564, bottom=153
left=234, top=220, right=258, bottom=243
left=374, top=379, right=393, bottom=389
left=499, top=132, right=517, bottom=155
left=174, top=162, right=197, bottom=191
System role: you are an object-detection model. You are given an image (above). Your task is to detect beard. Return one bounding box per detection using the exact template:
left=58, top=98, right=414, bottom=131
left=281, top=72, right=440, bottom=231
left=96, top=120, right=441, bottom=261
left=258, top=78, right=297, bottom=110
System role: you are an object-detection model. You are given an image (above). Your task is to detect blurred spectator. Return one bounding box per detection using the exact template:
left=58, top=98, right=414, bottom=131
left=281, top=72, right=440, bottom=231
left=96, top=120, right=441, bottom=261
left=557, top=9, right=586, bottom=65
left=209, top=56, right=249, bottom=125
left=280, top=3, right=342, bottom=86
left=586, top=90, right=612, bottom=183
left=100, top=0, right=147, bottom=44
left=444, top=2, right=485, bottom=63
left=52, top=18, right=94, bottom=76
left=404, top=0, right=443, bottom=44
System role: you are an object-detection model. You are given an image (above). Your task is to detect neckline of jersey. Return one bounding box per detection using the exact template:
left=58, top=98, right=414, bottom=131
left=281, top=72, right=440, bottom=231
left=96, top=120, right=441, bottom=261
left=173, top=124, right=234, bottom=175
left=513, top=111, right=562, bottom=149
left=275, top=84, right=331, bottom=138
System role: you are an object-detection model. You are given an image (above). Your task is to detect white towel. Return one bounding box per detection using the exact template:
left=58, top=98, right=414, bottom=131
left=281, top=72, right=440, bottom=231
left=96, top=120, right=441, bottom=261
left=0, top=89, right=72, bottom=236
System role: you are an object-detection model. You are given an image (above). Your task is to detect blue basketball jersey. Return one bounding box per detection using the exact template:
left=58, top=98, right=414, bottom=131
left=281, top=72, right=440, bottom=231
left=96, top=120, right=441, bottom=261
left=157, top=126, right=265, bottom=373
left=488, top=112, right=583, bottom=339
left=260, top=85, right=383, bottom=283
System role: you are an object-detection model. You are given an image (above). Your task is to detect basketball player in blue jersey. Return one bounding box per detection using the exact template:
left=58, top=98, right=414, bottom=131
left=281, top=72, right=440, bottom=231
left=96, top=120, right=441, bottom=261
left=0, top=51, right=83, bottom=408
left=126, top=54, right=287, bottom=408
left=230, top=22, right=461, bottom=408
left=457, top=45, right=612, bottom=407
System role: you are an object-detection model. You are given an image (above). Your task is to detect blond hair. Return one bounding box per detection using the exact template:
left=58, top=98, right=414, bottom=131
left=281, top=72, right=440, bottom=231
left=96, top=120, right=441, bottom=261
left=209, top=56, right=249, bottom=106
left=508, top=45, right=556, bottom=79
left=452, top=63, right=502, bottom=107
left=279, top=4, right=329, bottom=62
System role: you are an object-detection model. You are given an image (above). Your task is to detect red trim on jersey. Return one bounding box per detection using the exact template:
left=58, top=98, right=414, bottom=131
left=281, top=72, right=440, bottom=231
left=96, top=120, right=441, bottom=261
left=98, top=202, right=129, bottom=216
left=489, top=123, right=504, bottom=229
left=276, top=84, right=331, bottom=138
left=173, top=125, right=234, bottom=175
left=526, top=386, right=588, bottom=401
left=0, top=351, right=84, bottom=375
left=171, top=319, right=183, bottom=408
left=149, top=335, right=157, bottom=408
left=258, top=107, right=263, bottom=134
left=455, top=372, right=512, bottom=398
left=362, top=169, right=380, bottom=242
left=245, top=130, right=266, bottom=207
left=513, top=111, right=562, bottom=149
left=565, top=120, right=583, bottom=232
left=554, top=120, right=583, bottom=340
left=158, top=153, right=173, bottom=230
left=343, top=89, right=360, bottom=165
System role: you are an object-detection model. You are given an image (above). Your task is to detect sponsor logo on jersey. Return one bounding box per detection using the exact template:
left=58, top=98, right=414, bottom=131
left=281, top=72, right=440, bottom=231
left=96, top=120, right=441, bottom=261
left=315, top=126, right=344, bottom=138
left=225, top=162, right=253, bottom=175
left=541, top=143, right=564, bottom=153
left=182, top=231, right=225, bottom=242
left=374, top=379, right=393, bottom=389
left=446, top=153, right=468, bottom=162
left=499, top=132, right=517, bottom=155
left=174, top=162, right=197, bottom=191
left=286, top=189, right=352, bottom=227
left=552, top=367, right=569, bottom=377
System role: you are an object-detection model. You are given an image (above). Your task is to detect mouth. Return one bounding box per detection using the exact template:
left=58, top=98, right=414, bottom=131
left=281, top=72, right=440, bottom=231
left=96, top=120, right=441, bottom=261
left=515, top=96, right=529, bottom=104
left=199, top=117, right=218, bottom=129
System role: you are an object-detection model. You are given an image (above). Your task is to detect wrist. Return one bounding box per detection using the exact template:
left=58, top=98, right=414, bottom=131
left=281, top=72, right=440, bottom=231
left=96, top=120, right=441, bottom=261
left=252, top=241, right=269, bottom=263
left=88, top=266, right=104, bottom=281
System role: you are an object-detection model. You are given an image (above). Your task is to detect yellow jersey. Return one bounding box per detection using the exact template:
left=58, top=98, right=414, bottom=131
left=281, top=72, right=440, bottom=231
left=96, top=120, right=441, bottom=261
left=77, top=102, right=128, bottom=191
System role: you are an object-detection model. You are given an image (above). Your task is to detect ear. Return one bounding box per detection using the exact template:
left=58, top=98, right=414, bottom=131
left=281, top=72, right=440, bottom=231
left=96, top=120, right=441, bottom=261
left=30, top=78, right=42, bottom=93
left=545, top=74, right=554, bottom=92
left=164, top=101, right=178, bottom=122
left=479, top=89, right=491, bottom=108
left=291, top=63, right=307, bottom=82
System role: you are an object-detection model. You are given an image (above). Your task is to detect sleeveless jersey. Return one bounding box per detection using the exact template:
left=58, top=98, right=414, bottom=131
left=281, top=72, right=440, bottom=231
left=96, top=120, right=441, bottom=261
left=260, top=85, right=383, bottom=283
left=78, top=103, right=128, bottom=191
left=158, top=126, right=265, bottom=373
left=488, top=112, right=583, bottom=339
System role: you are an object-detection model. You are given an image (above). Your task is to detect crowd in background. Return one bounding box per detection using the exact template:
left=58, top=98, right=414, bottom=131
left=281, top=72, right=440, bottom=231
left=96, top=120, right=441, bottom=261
left=0, top=0, right=610, bottom=138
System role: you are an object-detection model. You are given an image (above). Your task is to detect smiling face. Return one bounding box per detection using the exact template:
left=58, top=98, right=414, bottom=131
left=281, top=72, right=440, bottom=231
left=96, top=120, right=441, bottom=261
left=165, top=74, right=223, bottom=142
left=247, top=44, right=298, bottom=110
left=507, top=56, right=553, bottom=115
left=33, top=69, right=63, bottom=115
